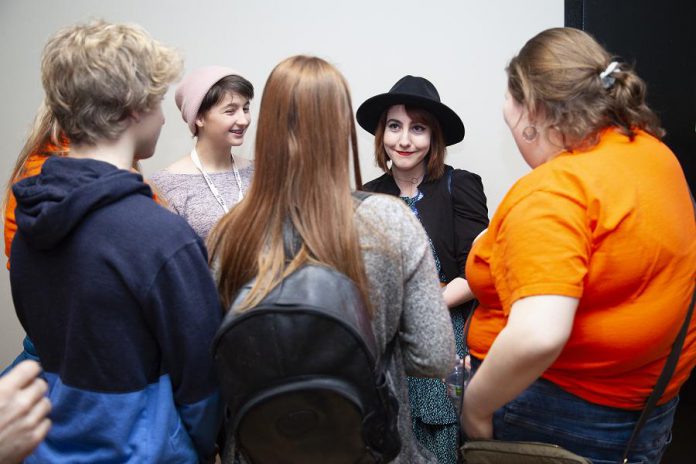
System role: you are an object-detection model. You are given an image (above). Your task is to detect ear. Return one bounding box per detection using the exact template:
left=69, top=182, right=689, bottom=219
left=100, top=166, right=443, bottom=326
left=195, top=116, right=205, bottom=129
left=130, top=111, right=142, bottom=123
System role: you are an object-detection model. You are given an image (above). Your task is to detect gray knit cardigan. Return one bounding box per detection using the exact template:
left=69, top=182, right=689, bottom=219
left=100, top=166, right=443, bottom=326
left=220, top=193, right=456, bottom=463
left=354, top=193, right=456, bottom=463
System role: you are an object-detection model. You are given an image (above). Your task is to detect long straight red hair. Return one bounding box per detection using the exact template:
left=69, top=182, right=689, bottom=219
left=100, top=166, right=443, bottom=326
left=208, top=55, right=369, bottom=313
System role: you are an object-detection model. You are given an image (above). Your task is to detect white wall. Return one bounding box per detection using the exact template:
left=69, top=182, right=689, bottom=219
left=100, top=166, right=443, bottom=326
left=0, top=0, right=563, bottom=365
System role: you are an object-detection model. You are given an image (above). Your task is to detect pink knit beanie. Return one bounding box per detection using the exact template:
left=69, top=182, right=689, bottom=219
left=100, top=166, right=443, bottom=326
left=175, top=66, right=241, bottom=135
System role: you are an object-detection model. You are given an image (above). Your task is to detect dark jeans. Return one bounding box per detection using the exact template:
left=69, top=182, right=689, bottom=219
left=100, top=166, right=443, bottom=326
left=470, top=358, right=678, bottom=464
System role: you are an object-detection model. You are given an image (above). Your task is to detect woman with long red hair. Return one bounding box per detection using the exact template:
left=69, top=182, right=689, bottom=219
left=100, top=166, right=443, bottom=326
left=208, top=55, right=456, bottom=463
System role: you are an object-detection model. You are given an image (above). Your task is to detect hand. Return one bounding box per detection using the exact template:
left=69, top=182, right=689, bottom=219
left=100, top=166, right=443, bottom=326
left=0, top=360, right=52, bottom=463
left=461, top=393, right=493, bottom=439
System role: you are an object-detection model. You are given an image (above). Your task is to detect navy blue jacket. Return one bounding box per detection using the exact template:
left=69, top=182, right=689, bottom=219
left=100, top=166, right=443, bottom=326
left=10, top=157, right=223, bottom=463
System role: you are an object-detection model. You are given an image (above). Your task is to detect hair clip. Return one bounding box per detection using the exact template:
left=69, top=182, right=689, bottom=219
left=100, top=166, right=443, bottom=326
left=599, top=61, right=621, bottom=89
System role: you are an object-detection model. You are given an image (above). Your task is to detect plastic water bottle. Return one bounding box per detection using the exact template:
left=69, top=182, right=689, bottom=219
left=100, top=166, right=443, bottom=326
left=445, top=357, right=467, bottom=413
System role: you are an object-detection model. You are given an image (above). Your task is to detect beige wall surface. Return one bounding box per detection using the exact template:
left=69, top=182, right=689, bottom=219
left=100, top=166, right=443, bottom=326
left=0, top=0, right=562, bottom=366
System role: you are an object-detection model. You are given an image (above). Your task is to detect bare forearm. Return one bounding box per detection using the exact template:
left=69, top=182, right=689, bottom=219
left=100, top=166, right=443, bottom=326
left=464, top=324, right=562, bottom=419
left=461, top=295, right=579, bottom=438
left=442, top=277, right=474, bottom=308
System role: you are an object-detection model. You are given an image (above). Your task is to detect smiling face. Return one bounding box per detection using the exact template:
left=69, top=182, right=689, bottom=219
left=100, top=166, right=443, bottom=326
left=382, top=104, right=432, bottom=176
left=196, top=91, right=251, bottom=147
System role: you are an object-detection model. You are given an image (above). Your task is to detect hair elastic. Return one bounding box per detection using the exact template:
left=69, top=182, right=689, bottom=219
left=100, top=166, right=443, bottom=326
left=599, top=61, right=621, bottom=89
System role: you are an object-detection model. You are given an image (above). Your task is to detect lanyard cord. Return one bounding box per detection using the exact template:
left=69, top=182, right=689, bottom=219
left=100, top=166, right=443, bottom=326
left=190, top=148, right=245, bottom=213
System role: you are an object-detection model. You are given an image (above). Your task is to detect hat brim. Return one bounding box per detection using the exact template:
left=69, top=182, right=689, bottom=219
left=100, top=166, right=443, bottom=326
left=356, top=93, right=465, bottom=146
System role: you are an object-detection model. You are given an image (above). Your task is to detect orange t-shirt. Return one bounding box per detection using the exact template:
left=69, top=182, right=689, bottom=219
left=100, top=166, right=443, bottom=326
left=5, top=148, right=162, bottom=267
left=466, top=129, right=696, bottom=410
left=5, top=154, right=52, bottom=264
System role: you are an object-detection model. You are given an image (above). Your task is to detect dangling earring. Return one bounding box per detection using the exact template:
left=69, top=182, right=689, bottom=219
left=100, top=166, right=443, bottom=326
left=522, top=125, right=538, bottom=143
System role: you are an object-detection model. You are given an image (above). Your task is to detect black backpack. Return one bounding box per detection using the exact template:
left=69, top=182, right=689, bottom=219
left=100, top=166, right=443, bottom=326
left=212, top=194, right=401, bottom=464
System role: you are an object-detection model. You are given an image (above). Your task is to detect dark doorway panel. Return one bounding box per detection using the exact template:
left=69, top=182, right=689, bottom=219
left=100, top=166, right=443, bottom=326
left=566, top=2, right=695, bottom=463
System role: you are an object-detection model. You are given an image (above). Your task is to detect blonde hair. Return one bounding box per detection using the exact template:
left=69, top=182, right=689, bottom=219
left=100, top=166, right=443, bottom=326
left=507, top=27, right=664, bottom=151
left=41, top=20, right=182, bottom=145
left=2, top=102, right=67, bottom=223
left=373, top=106, right=446, bottom=181
left=208, top=55, right=370, bottom=313
left=8, top=101, right=65, bottom=180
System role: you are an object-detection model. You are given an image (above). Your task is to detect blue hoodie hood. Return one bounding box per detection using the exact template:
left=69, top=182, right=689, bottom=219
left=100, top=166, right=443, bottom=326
left=12, top=157, right=152, bottom=250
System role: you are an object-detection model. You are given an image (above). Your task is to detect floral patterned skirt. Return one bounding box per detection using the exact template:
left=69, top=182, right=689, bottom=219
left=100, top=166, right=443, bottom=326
left=408, top=306, right=466, bottom=463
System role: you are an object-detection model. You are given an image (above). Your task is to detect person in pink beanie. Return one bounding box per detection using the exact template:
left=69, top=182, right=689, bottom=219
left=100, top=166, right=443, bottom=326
left=150, top=66, right=255, bottom=240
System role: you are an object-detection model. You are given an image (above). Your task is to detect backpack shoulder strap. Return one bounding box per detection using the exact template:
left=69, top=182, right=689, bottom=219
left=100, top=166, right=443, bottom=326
left=283, top=191, right=370, bottom=257
left=282, top=221, right=301, bottom=260
left=352, top=190, right=372, bottom=202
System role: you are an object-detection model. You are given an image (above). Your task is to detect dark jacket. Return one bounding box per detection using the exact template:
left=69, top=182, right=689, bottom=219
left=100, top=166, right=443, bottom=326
left=363, top=166, right=489, bottom=282
left=11, top=157, right=222, bottom=463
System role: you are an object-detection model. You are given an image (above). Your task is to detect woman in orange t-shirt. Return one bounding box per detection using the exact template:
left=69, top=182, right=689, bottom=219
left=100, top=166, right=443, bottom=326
left=461, top=28, right=695, bottom=463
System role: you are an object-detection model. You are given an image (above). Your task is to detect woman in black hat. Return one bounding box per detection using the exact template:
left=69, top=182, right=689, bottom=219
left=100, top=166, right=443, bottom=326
left=358, top=76, right=489, bottom=463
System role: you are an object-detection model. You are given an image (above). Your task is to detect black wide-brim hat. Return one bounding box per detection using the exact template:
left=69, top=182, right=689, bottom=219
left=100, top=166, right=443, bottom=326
left=356, top=75, right=465, bottom=146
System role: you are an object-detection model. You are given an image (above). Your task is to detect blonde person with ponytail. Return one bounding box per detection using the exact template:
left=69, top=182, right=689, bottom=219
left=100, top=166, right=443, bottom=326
left=4, top=104, right=68, bottom=265
left=3, top=106, right=68, bottom=372
left=208, top=55, right=455, bottom=463
left=461, top=28, right=696, bottom=463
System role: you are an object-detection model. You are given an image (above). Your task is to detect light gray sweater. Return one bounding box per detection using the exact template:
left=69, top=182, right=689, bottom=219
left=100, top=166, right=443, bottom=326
left=149, top=164, right=254, bottom=240
left=354, top=193, right=456, bottom=463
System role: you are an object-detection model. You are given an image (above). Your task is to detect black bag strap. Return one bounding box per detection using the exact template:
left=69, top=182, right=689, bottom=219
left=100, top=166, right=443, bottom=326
left=282, top=221, right=301, bottom=260
left=282, top=190, right=372, bottom=259
left=283, top=190, right=393, bottom=364
left=621, top=192, right=696, bottom=463
left=352, top=189, right=372, bottom=202
left=621, top=286, right=695, bottom=463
